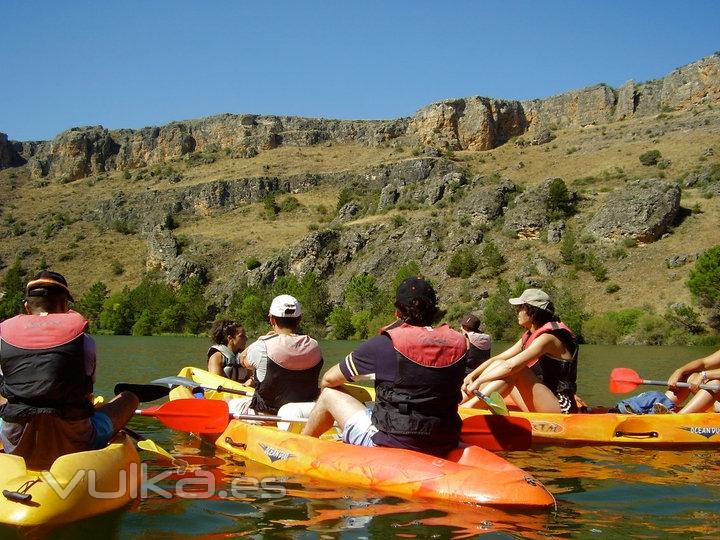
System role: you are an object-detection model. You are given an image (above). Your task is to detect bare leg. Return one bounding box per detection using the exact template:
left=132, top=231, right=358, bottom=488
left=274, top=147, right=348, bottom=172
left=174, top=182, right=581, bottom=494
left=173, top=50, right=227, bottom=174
left=96, top=391, right=140, bottom=433
left=460, top=359, right=505, bottom=405
left=665, top=387, right=690, bottom=406
left=507, top=368, right=561, bottom=413
left=678, top=384, right=720, bottom=413
left=301, top=388, right=366, bottom=437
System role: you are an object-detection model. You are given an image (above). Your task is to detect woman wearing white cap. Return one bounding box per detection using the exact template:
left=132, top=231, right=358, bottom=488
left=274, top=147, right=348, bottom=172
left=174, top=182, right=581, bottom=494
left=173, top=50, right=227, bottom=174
left=462, top=288, right=579, bottom=413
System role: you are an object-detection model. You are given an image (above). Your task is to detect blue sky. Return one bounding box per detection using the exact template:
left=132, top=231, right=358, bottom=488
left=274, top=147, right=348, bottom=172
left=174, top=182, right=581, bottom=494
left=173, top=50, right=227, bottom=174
left=2, top=1, right=719, bottom=141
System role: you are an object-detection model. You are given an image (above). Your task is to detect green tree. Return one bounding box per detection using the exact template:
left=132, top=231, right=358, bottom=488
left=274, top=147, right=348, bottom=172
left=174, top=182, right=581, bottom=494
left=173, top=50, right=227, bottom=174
left=345, top=274, right=380, bottom=312
left=0, top=259, right=25, bottom=320
left=99, top=288, right=135, bottom=334
left=131, top=309, right=154, bottom=336
left=177, top=276, right=210, bottom=333
left=546, top=178, right=575, bottom=220
left=688, top=246, right=720, bottom=308
left=483, top=279, right=524, bottom=341
left=327, top=307, right=354, bottom=339
left=479, top=240, right=505, bottom=276
left=350, top=310, right=373, bottom=339
left=75, top=281, right=109, bottom=330
left=582, top=316, right=621, bottom=345
left=559, top=226, right=582, bottom=266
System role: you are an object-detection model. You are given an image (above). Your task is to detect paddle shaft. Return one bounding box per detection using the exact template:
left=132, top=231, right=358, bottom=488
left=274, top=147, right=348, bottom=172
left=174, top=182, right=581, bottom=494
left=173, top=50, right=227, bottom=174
left=639, top=378, right=720, bottom=391
left=150, top=375, right=251, bottom=397
left=231, top=413, right=308, bottom=423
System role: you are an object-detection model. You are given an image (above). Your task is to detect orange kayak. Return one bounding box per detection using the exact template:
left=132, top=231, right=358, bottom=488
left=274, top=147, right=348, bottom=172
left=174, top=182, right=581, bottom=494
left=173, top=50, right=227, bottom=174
left=172, top=368, right=553, bottom=507
left=216, top=420, right=554, bottom=508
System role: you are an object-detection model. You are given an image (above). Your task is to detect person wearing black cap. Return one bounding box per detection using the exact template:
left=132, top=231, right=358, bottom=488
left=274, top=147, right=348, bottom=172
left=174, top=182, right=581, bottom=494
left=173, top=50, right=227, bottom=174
left=0, top=271, right=139, bottom=468
left=302, top=277, right=467, bottom=457
left=459, top=314, right=492, bottom=377
left=462, top=288, right=578, bottom=413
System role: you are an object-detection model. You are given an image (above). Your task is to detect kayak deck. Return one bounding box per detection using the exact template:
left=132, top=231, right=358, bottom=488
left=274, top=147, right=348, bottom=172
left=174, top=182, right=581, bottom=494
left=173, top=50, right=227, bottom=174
left=0, top=434, right=140, bottom=527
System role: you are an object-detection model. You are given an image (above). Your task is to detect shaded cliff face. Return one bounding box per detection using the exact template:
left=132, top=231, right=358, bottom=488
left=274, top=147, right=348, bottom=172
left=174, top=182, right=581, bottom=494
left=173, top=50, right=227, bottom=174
left=1, top=53, right=718, bottom=179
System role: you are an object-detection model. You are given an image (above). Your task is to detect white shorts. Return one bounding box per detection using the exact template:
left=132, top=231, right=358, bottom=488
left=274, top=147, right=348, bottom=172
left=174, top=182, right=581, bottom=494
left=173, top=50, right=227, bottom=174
left=341, top=407, right=377, bottom=447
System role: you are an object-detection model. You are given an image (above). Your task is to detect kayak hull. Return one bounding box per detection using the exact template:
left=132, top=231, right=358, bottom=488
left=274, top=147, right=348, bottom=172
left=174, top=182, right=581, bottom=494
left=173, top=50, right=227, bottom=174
left=0, top=434, right=140, bottom=527
left=460, top=408, right=720, bottom=446
left=217, top=420, right=554, bottom=508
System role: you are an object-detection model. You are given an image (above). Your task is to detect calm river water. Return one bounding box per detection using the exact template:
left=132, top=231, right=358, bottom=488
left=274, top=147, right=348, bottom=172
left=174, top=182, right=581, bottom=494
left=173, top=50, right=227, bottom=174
left=4, top=336, right=720, bottom=539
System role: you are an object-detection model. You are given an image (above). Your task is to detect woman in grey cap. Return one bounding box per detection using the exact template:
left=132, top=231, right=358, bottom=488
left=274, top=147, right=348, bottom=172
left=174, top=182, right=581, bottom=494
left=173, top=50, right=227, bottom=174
left=461, top=288, right=579, bottom=413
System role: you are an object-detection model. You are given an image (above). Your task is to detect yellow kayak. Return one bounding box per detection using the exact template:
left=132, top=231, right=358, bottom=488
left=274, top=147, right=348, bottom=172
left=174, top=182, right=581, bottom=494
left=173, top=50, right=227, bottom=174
left=0, top=434, right=140, bottom=527
left=458, top=407, right=720, bottom=446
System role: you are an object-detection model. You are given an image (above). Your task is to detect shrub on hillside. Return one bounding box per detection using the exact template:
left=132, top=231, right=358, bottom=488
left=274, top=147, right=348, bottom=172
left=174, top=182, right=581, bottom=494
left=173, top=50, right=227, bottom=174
left=246, top=257, right=261, bottom=270
left=687, top=245, right=720, bottom=330
left=479, top=240, right=505, bottom=277
left=446, top=248, right=478, bottom=278
left=546, top=178, right=576, bottom=220
left=639, top=150, right=662, bottom=166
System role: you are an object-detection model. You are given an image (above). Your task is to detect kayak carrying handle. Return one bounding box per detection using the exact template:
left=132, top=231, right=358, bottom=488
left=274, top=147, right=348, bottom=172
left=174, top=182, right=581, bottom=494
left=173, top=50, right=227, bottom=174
left=3, top=478, right=41, bottom=503
left=3, top=489, right=32, bottom=503
left=224, top=437, right=246, bottom=450
left=614, top=430, right=659, bottom=439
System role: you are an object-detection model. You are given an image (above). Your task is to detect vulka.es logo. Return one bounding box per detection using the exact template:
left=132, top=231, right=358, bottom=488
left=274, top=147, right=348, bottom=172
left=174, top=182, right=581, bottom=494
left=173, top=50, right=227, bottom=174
left=40, top=463, right=286, bottom=500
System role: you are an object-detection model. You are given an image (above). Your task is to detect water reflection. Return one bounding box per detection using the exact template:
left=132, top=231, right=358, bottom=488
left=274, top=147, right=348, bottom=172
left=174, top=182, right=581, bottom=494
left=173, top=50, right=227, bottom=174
left=8, top=337, right=720, bottom=538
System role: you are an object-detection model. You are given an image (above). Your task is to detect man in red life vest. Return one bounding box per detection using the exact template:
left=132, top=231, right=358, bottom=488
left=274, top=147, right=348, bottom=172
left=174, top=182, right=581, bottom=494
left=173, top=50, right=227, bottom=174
left=302, top=277, right=468, bottom=457
left=0, top=271, right=139, bottom=468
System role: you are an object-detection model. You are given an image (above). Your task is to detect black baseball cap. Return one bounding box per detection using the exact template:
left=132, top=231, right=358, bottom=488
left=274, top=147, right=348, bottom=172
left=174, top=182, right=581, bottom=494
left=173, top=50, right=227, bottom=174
left=395, top=277, right=437, bottom=308
left=26, top=270, right=74, bottom=302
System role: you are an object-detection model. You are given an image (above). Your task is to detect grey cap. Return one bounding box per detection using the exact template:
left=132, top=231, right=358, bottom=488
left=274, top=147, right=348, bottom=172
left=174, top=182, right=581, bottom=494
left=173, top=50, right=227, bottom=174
left=509, top=288, right=553, bottom=312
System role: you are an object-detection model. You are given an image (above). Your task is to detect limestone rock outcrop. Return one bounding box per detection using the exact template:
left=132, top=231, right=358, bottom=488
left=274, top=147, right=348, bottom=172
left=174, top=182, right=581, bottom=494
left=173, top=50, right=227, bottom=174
left=502, top=178, right=576, bottom=238
left=584, top=179, right=681, bottom=242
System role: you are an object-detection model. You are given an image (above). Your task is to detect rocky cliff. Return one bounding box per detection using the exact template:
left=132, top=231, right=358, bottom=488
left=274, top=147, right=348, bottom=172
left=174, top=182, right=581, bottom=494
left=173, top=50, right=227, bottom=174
left=1, top=54, right=718, bottom=180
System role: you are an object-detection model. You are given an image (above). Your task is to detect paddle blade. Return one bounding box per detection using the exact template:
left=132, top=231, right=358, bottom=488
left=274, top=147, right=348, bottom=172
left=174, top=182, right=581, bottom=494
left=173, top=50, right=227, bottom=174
left=115, top=383, right=171, bottom=402
left=609, top=368, right=644, bottom=394
left=473, top=390, right=509, bottom=415
left=138, top=399, right=230, bottom=433
left=150, top=376, right=199, bottom=388
left=460, top=415, right=532, bottom=451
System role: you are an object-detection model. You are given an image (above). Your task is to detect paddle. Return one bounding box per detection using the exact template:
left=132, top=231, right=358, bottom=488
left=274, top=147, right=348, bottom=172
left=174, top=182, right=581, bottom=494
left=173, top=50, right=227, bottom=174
left=473, top=390, right=509, bottom=415
left=115, top=382, right=172, bottom=402
left=136, top=399, right=231, bottom=433
left=609, top=367, right=720, bottom=394
left=150, top=376, right=252, bottom=397
left=142, top=399, right=531, bottom=451
left=122, top=427, right=175, bottom=460
left=460, top=415, right=532, bottom=451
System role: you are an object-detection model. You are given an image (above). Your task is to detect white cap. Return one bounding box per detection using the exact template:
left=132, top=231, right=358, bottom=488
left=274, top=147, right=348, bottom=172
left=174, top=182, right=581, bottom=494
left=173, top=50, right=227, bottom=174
left=269, top=294, right=302, bottom=317
left=508, top=288, right=553, bottom=312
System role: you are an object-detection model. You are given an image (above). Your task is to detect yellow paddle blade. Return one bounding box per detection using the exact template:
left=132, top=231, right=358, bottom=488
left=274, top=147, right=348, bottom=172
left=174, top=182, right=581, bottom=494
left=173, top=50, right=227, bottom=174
left=137, top=439, right=174, bottom=460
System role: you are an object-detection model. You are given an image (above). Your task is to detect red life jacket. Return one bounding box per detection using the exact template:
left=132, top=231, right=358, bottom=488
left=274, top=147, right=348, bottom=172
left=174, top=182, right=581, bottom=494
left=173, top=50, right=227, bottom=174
left=0, top=311, right=94, bottom=422
left=521, top=321, right=578, bottom=397
left=373, top=323, right=467, bottom=454
left=249, top=333, right=323, bottom=415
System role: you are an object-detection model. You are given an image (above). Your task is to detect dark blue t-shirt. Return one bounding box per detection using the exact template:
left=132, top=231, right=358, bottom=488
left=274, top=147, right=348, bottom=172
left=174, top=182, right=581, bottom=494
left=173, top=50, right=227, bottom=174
left=339, top=334, right=453, bottom=454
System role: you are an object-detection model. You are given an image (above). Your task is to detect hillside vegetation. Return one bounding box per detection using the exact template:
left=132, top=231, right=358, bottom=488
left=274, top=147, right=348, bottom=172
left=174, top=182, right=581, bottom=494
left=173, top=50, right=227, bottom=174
left=1, top=55, right=720, bottom=345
